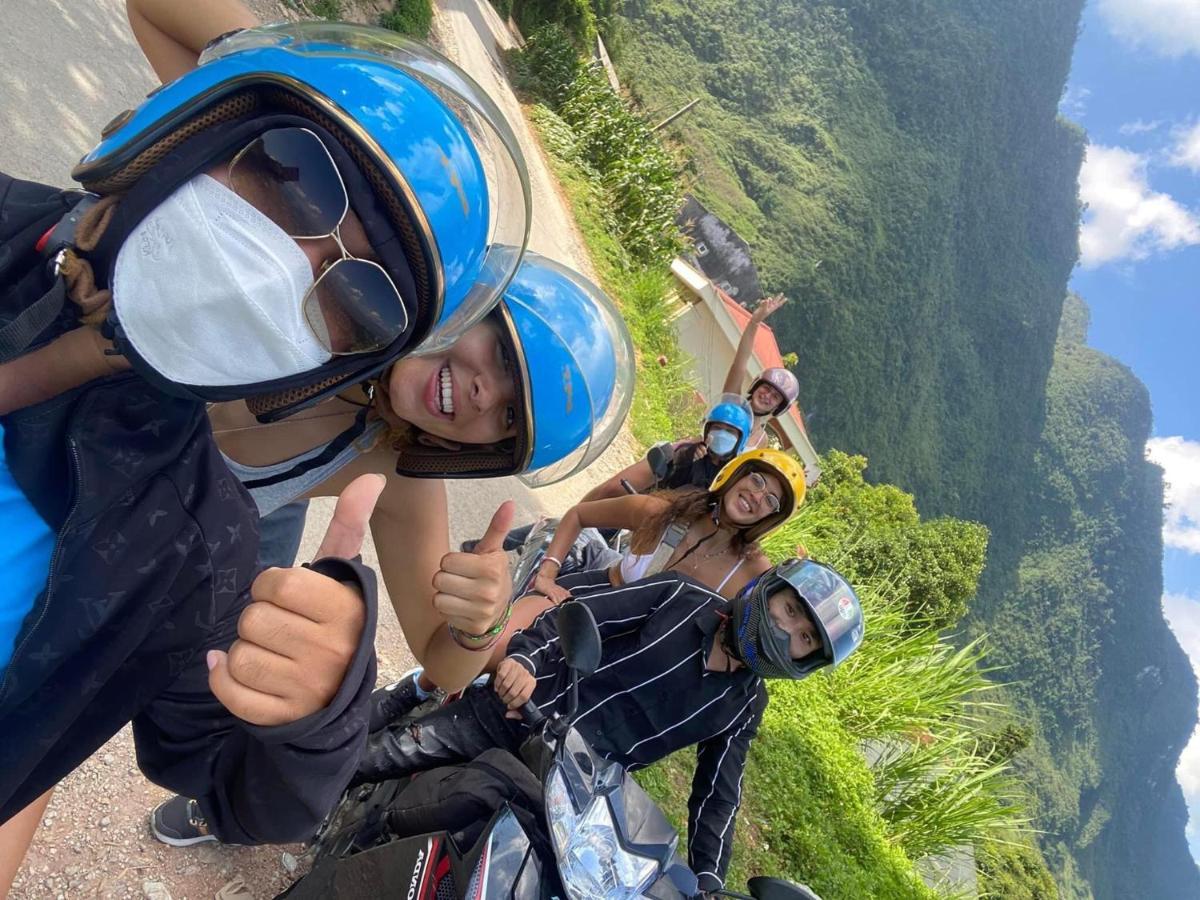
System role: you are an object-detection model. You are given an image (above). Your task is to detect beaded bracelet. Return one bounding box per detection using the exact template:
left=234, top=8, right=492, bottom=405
left=447, top=599, right=515, bottom=652
left=448, top=624, right=503, bottom=652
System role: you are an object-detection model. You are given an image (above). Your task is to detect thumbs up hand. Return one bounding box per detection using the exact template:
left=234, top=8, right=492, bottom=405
left=208, top=473, right=386, bottom=727
left=432, top=500, right=516, bottom=634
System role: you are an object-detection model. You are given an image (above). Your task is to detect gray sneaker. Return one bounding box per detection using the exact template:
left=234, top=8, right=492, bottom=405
left=150, top=796, right=217, bottom=847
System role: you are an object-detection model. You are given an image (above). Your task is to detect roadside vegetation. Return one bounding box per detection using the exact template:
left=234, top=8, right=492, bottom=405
left=506, top=22, right=698, bottom=446
left=379, top=0, right=433, bottom=38
left=605, top=3, right=1200, bottom=894
left=503, top=21, right=1049, bottom=896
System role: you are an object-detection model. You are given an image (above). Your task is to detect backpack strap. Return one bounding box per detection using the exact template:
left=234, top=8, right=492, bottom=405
left=0, top=194, right=99, bottom=365
left=0, top=276, right=66, bottom=364
left=643, top=520, right=690, bottom=578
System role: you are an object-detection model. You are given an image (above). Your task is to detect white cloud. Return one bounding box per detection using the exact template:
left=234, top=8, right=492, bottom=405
left=1078, top=145, right=1200, bottom=268
left=1164, top=591, right=1200, bottom=851
left=1169, top=121, right=1200, bottom=173
left=1148, top=437, right=1200, bottom=554
left=1119, top=118, right=1165, bottom=136
left=1060, top=85, right=1091, bottom=119
left=1098, top=0, right=1200, bottom=58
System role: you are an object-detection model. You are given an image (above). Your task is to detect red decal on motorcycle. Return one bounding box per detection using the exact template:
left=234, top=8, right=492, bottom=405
left=34, top=226, right=54, bottom=253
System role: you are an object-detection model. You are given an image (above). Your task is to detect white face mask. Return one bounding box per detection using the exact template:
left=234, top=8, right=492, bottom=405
left=113, top=173, right=332, bottom=388
left=705, top=427, right=740, bottom=458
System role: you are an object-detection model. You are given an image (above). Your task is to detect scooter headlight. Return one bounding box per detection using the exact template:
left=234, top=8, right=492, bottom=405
left=546, top=767, right=658, bottom=900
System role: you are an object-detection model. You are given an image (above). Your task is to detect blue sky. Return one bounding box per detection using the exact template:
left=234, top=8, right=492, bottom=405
left=1063, top=0, right=1200, bottom=862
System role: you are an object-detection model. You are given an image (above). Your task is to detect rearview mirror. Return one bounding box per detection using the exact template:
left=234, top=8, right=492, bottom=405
left=558, top=601, right=602, bottom=677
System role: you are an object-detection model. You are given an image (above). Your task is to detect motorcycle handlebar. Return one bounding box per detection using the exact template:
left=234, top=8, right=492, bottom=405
left=520, top=700, right=545, bottom=725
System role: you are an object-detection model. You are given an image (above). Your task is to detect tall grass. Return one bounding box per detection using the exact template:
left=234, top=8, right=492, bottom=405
left=379, top=0, right=433, bottom=38
left=762, top=491, right=1026, bottom=866
left=529, top=106, right=702, bottom=445
left=509, top=26, right=684, bottom=265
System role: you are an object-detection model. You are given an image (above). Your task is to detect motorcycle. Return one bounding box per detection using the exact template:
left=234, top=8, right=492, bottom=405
left=281, top=517, right=823, bottom=899
left=530, top=477, right=641, bottom=580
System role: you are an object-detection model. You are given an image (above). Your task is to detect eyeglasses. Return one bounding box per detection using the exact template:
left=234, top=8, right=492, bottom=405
left=746, top=470, right=782, bottom=513
left=228, top=127, right=408, bottom=355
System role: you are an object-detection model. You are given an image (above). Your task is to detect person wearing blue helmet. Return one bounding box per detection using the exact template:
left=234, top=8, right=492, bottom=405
left=574, top=392, right=753, bottom=508
left=0, top=0, right=630, bottom=877
left=145, top=247, right=634, bottom=848
left=702, top=393, right=754, bottom=463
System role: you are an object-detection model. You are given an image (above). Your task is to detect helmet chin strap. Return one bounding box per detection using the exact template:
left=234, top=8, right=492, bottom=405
left=721, top=607, right=748, bottom=668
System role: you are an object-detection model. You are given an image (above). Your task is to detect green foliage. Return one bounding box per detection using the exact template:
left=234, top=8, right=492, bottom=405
left=638, top=680, right=937, bottom=897
left=612, top=0, right=1084, bottom=551
left=557, top=69, right=683, bottom=263
left=512, top=0, right=596, bottom=48
left=606, top=1, right=1200, bottom=894
left=979, top=724, right=1032, bottom=766
left=508, top=25, right=583, bottom=107
left=509, top=27, right=684, bottom=265
left=966, top=298, right=1200, bottom=898
left=379, top=0, right=433, bottom=38
left=300, top=0, right=341, bottom=19
left=1057, top=293, right=1090, bottom=346
left=587, top=0, right=626, bottom=49
left=763, top=450, right=989, bottom=630
left=977, top=835, right=1060, bottom=899
left=528, top=106, right=700, bottom=447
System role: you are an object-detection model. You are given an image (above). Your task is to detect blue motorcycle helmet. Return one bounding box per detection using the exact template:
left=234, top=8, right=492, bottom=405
left=392, top=251, right=636, bottom=484
left=726, top=558, right=864, bottom=680
left=703, top=394, right=753, bottom=462
left=70, top=22, right=530, bottom=420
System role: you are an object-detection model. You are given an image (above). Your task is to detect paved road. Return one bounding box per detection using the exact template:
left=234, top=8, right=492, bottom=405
left=2, top=1, right=635, bottom=896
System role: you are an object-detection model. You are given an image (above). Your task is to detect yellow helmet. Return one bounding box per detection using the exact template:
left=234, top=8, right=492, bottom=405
left=708, top=448, right=807, bottom=543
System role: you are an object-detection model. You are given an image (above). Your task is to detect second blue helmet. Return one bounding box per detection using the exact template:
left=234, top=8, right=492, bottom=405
left=703, top=393, right=754, bottom=459
left=394, top=252, right=636, bottom=485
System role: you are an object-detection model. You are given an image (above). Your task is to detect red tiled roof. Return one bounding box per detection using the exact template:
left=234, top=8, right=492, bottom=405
left=716, top=288, right=809, bottom=439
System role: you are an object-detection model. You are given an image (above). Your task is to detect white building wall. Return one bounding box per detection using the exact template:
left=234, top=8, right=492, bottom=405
left=670, top=301, right=737, bottom=403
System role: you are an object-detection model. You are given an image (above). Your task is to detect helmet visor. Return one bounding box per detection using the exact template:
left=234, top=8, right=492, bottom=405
left=202, top=23, right=531, bottom=352
left=776, top=558, right=862, bottom=663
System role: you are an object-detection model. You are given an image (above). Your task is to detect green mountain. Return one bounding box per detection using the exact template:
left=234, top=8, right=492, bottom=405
left=606, top=1, right=1200, bottom=895
left=981, top=296, right=1199, bottom=899
left=613, top=0, right=1082, bottom=524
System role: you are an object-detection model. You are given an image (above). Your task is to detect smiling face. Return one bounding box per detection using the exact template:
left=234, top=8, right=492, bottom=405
left=766, top=586, right=823, bottom=661
left=749, top=381, right=785, bottom=416
left=721, top=467, right=785, bottom=526
left=378, top=317, right=520, bottom=445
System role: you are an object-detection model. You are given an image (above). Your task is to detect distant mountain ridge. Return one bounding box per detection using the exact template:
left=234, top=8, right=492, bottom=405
left=985, top=295, right=1200, bottom=898
left=608, top=1, right=1200, bottom=895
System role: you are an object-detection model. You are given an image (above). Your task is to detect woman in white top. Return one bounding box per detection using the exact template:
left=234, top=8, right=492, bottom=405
left=531, top=449, right=808, bottom=609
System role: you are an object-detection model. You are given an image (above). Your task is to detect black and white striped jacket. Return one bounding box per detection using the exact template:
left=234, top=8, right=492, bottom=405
left=506, top=572, right=768, bottom=892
